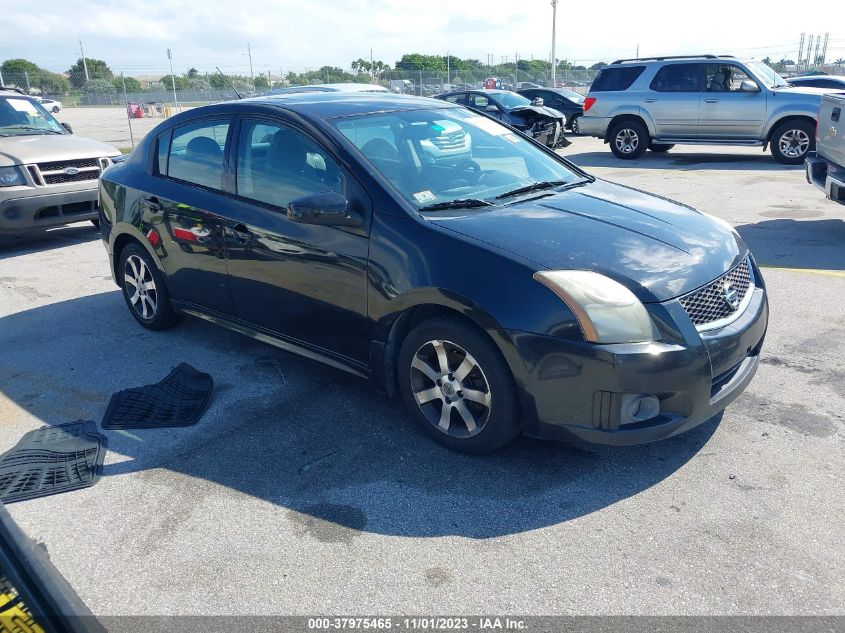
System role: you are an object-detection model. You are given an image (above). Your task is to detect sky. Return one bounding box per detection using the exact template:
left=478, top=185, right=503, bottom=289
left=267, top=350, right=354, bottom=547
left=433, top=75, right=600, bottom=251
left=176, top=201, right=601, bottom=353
left=0, top=0, right=842, bottom=76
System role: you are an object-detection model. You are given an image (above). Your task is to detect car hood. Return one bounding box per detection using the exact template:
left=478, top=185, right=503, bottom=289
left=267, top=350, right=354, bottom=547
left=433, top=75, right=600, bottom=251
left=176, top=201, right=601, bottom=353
left=508, top=105, right=565, bottom=120
left=0, top=134, right=118, bottom=168
left=427, top=179, right=746, bottom=302
left=772, top=85, right=828, bottom=98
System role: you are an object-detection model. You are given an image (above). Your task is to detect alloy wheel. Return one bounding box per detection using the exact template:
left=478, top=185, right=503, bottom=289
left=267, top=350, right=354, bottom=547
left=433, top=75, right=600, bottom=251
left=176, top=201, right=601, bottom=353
left=409, top=339, right=491, bottom=438
left=571, top=117, right=580, bottom=135
left=124, top=254, right=158, bottom=319
left=778, top=129, right=810, bottom=158
left=614, top=128, right=639, bottom=154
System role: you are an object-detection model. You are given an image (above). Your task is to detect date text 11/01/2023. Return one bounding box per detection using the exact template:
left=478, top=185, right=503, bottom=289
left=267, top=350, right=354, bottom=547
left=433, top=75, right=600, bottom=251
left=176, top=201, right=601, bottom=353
left=308, top=617, right=527, bottom=630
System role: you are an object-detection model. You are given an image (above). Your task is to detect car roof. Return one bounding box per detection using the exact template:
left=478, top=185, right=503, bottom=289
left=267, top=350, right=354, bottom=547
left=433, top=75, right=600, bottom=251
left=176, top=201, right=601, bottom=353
left=209, top=92, right=461, bottom=119
left=790, top=75, right=845, bottom=82
left=608, top=55, right=748, bottom=65
left=265, top=83, right=388, bottom=95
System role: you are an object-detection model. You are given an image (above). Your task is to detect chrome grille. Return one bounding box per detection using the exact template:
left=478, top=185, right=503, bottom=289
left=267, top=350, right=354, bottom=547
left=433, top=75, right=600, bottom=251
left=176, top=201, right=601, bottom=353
left=679, top=258, right=753, bottom=327
left=430, top=130, right=466, bottom=150
left=33, top=158, right=102, bottom=185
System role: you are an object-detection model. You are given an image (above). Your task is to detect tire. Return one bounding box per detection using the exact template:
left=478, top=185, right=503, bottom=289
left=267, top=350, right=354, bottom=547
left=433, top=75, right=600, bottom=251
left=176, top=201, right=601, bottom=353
left=649, top=143, right=674, bottom=153
left=569, top=114, right=581, bottom=135
left=770, top=119, right=815, bottom=165
left=608, top=119, right=649, bottom=159
left=397, top=317, right=522, bottom=454
left=52, top=106, right=60, bottom=113
left=118, top=242, right=181, bottom=330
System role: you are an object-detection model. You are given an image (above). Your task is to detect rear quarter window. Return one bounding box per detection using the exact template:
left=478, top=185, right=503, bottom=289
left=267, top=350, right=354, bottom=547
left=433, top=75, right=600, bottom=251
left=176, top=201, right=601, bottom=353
left=591, top=66, right=646, bottom=92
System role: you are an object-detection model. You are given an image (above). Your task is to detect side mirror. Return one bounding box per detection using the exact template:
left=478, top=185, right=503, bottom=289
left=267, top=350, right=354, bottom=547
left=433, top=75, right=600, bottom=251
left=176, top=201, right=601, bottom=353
left=287, top=191, right=361, bottom=227
left=740, top=79, right=760, bottom=93
left=61, top=122, right=73, bottom=134
left=485, top=104, right=499, bottom=113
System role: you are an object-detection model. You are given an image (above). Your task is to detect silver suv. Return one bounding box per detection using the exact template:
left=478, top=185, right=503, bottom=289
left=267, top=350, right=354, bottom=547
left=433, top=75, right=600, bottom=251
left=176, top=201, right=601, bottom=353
left=0, top=88, right=121, bottom=235
left=579, top=55, right=827, bottom=164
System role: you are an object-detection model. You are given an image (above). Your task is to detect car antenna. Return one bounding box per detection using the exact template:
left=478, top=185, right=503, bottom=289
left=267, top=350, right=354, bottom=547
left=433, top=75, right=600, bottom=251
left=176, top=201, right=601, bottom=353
left=216, top=67, right=243, bottom=99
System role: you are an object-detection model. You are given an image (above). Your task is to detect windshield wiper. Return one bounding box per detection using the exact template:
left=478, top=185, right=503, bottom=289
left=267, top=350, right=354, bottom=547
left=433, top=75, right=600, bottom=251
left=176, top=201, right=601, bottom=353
left=495, top=180, right=572, bottom=200
left=418, top=198, right=494, bottom=211
left=6, top=127, right=63, bottom=135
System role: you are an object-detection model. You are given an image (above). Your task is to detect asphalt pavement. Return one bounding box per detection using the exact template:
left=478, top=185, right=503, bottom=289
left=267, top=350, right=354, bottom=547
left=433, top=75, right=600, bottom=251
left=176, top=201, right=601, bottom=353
left=0, top=136, right=842, bottom=616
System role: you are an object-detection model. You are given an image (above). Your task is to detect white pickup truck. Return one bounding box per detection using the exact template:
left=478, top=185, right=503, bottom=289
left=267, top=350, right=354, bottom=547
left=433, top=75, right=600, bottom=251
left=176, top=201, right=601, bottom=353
left=806, top=92, right=845, bottom=205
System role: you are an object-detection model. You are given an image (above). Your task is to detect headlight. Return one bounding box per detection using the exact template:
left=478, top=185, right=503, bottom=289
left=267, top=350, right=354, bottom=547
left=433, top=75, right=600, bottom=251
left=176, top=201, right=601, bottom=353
left=534, top=270, right=658, bottom=344
left=0, top=166, right=25, bottom=187
left=109, top=154, right=128, bottom=164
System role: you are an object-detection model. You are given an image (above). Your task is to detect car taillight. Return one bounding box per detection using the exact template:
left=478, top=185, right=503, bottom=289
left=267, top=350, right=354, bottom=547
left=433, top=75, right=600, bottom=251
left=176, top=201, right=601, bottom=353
left=584, top=97, right=596, bottom=112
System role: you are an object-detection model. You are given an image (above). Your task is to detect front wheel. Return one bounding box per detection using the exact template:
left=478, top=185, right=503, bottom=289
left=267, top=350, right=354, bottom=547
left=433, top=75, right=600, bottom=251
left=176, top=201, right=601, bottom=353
left=608, top=120, right=649, bottom=159
left=770, top=120, right=815, bottom=165
left=397, top=317, right=522, bottom=454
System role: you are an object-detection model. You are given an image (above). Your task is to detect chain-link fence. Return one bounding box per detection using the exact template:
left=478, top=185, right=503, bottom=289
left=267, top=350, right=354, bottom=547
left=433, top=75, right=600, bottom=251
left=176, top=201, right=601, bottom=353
left=0, top=65, right=601, bottom=150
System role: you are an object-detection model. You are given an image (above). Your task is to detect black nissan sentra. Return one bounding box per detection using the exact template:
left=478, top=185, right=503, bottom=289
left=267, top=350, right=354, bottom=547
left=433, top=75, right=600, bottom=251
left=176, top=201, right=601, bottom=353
left=98, top=93, right=768, bottom=453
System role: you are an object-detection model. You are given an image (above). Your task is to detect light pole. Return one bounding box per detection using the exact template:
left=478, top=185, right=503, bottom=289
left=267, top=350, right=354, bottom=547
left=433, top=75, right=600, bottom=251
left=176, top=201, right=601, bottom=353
left=167, top=48, right=180, bottom=112
left=245, top=43, right=255, bottom=88
left=550, top=0, right=557, bottom=87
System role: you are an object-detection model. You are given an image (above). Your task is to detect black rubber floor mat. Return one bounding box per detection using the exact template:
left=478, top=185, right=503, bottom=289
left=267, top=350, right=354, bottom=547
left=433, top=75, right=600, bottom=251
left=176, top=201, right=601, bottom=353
left=0, top=421, right=106, bottom=504
left=101, top=363, right=213, bottom=430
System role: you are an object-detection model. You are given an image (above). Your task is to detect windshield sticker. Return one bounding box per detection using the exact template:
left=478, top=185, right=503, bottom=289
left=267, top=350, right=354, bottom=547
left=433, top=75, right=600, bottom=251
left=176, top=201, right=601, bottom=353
left=464, top=116, right=508, bottom=135
left=503, top=133, right=520, bottom=143
left=412, top=190, right=436, bottom=204
left=8, top=99, right=39, bottom=114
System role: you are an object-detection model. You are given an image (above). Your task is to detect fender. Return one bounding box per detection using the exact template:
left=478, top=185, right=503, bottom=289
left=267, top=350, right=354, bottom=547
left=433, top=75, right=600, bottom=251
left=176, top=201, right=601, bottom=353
left=107, top=221, right=167, bottom=285
left=763, top=104, right=818, bottom=139
left=603, top=106, right=657, bottom=140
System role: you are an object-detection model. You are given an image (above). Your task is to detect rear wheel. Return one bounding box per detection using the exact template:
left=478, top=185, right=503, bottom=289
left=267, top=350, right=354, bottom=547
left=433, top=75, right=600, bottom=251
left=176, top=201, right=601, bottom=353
left=770, top=120, right=815, bottom=165
left=119, top=242, right=181, bottom=330
left=569, top=114, right=581, bottom=135
left=397, top=317, right=522, bottom=454
left=649, top=143, right=674, bottom=153
left=52, top=106, right=60, bottom=113
left=608, top=120, right=649, bottom=159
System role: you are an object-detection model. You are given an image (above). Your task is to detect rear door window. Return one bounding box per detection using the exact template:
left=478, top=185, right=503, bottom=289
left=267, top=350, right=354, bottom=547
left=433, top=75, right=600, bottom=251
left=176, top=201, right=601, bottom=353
left=649, top=63, right=701, bottom=92
left=591, top=66, right=646, bottom=92
left=167, top=119, right=230, bottom=190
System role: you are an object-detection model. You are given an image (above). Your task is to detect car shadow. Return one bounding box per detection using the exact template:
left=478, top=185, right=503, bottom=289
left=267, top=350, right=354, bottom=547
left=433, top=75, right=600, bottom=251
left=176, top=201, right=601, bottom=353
left=0, top=291, right=721, bottom=539
left=0, top=223, right=101, bottom=260
left=736, top=217, right=845, bottom=271
left=567, top=150, right=802, bottom=172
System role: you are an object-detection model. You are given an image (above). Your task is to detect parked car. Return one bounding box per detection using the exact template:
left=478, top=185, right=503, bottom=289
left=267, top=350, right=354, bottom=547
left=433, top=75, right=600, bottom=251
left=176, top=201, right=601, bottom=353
left=788, top=74, right=845, bottom=90
left=578, top=54, right=827, bottom=163
left=99, top=93, right=768, bottom=453
left=434, top=89, right=569, bottom=149
left=805, top=92, right=845, bottom=205
left=518, top=87, right=585, bottom=133
left=0, top=88, right=122, bottom=235
left=515, top=82, right=543, bottom=90
left=36, top=97, right=62, bottom=113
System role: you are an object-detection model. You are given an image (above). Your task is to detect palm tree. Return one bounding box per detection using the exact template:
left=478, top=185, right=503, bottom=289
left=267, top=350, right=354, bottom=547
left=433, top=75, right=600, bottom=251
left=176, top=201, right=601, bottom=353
left=835, top=58, right=845, bottom=72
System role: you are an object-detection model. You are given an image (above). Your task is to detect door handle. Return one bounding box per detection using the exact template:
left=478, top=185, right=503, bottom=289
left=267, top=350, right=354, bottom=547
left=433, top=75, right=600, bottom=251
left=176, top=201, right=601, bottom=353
left=644, top=99, right=657, bottom=103
left=142, top=196, right=163, bottom=212
left=704, top=99, right=720, bottom=103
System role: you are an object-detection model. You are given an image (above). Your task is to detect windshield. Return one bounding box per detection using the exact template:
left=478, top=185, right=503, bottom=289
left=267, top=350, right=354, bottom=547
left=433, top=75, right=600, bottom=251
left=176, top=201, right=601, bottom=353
left=746, top=61, right=790, bottom=88
left=333, top=107, right=584, bottom=211
left=493, top=92, right=532, bottom=110
left=557, top=89, right=585, bottom=104
left=0, top=96, right=65, bottom=136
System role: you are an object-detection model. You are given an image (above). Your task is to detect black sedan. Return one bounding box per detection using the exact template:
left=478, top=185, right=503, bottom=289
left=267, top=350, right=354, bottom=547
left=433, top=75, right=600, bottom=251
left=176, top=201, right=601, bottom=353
left=786, top=74, right=845, bottom=90
left=434, top=89, right=569, bottom=149
left=99, top=93, right=768, bottom=453
left=517, top=87, right=585, bottom=134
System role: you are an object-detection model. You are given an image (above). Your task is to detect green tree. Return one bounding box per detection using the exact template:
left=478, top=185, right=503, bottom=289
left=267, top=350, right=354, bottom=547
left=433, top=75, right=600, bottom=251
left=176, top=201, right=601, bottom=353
left=1, top=59, right=69, bottom=94
left=253, top=75, right=269, bottom=90
left=187, top=67, right=199, bottom=79
left=160, top=74, right=188, bottom=90
left=68, top=58, right=113, bottom=87
left=82, top=78, right=116, bottom=94
left=113, top=76, right=143, bottom=92
left=589, top=62, right=608, bottom=70
left=209, top=72, right=229, bottom=89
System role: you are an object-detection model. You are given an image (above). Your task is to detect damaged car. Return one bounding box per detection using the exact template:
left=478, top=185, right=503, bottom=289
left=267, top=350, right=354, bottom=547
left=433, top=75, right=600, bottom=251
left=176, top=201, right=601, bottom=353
left=435, top=89, right=570, bottom=149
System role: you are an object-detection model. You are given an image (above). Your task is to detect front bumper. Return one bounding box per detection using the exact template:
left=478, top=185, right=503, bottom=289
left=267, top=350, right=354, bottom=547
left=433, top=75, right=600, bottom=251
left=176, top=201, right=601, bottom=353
left=0, top=187, right=99, bottom=234
left=576, top=115, right=610, bottom=138
left=507, top=284, right=768, bottom=445
left=805, top=151, right=845, bottom=205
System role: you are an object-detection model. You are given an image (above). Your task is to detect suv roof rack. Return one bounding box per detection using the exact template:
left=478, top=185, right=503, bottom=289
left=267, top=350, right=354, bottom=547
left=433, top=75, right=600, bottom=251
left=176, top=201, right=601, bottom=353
left=0, top=86, right=28, bottom=95
left=610, top=54, right=736, bottom=64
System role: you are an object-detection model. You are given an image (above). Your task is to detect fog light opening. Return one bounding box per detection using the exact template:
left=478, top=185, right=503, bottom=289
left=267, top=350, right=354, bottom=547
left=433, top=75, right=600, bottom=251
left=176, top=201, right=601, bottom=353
left=621, top=394, right=661, bottom=425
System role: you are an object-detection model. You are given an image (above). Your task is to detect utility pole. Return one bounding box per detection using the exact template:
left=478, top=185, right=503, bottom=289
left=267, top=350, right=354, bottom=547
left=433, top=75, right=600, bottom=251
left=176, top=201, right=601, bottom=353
left=514, top=52, right=518, bottom=85
left=167, top=48, right=180, bottom=112
left=797, top=33, right=805, bottom=72
left=79, top=39, right=90, bottom=82
left=246, top=43, right=255, bottom=88
left=821, top=33, right=830, bottom=67
left=813, top=36, right=821, bottom=69
left=636, top=43, right=640, bottom=58
left=550, top=0, right=558, bottom=87
left=806, top=34, right=814, bottom=70
left=447, top=50, right=450, bottom=86
left=370, top=48, right=375, bottom=82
